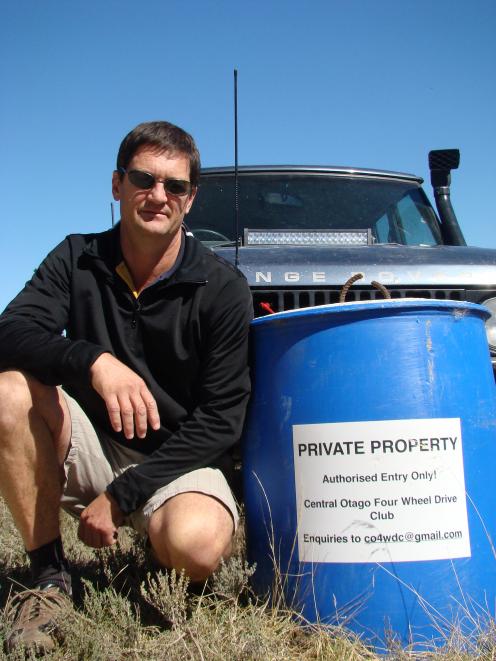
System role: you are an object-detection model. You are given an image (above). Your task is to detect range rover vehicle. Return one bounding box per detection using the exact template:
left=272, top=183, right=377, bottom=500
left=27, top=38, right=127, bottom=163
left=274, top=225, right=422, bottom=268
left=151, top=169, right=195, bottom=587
left=186, top=150, right=496, bottom=374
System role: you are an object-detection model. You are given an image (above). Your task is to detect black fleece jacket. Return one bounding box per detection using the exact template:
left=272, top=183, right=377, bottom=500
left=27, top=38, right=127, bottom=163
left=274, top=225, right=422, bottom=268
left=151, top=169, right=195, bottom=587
left=0, top=226, right=253, bottom=514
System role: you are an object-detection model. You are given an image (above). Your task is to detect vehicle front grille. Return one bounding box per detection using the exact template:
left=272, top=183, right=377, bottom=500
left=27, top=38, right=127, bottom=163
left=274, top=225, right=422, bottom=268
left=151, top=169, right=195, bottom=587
left=252, top=287, right=467, bottom=317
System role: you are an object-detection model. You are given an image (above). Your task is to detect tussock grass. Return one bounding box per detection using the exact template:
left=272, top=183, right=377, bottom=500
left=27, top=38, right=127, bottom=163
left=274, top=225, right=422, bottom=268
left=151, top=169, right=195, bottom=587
left=0, top=497, right=494, bottom=660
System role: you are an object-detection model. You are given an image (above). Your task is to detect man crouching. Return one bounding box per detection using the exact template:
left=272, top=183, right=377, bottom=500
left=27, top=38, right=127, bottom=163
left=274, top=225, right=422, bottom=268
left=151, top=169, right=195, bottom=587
left=0, top=120, right=252, bottom=653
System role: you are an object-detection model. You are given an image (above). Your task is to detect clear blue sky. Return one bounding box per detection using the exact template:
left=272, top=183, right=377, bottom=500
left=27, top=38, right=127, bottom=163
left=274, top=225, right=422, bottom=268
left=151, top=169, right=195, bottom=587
left=1, top=0, right=495, bottom=311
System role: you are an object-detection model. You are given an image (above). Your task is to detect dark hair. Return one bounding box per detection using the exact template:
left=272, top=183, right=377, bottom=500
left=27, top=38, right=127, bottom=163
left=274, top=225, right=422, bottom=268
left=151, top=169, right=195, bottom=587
left=116, top=121, right=201, bottom=187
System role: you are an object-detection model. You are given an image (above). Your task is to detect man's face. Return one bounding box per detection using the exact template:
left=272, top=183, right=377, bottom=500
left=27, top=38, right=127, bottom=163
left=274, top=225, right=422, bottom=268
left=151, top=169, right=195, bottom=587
left=112, top=146, right=196, bottom=242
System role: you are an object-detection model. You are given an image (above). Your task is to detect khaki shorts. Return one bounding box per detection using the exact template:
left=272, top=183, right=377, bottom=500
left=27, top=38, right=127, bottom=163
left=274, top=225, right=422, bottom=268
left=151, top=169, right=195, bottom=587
left=60, top=392, right=239, bottom=536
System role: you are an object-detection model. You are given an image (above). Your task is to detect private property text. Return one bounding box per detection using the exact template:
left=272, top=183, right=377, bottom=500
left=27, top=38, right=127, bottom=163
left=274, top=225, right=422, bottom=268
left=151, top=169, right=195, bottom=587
left=297, top=436, right=457, bottom=457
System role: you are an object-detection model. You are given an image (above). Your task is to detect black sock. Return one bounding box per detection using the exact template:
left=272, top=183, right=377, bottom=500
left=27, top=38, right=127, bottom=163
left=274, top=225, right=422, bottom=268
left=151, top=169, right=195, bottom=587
left=27, top=537, right=71, bottom=594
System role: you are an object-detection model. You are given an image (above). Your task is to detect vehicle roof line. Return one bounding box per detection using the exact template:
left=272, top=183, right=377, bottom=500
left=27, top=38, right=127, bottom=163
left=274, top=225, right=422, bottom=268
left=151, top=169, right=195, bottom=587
left=199, top=165, right=422, bottom=183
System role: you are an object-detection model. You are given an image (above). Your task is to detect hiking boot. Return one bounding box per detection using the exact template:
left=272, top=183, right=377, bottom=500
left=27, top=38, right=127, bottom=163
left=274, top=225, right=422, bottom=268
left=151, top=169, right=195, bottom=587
left=4, top=584, right=72, bottom=655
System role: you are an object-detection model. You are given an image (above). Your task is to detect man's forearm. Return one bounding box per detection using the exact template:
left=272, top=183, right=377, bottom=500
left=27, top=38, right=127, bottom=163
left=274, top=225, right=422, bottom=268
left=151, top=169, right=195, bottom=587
left=106, top=385, right=250, bottom=515
left=0, top=236, right=107, bottom=386
left=0, top=317, right=106, bottom=386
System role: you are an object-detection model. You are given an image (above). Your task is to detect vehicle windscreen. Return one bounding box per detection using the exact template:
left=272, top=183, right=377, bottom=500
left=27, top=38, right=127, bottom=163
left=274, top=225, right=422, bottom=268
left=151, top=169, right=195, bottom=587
left=186, top=173, right=443, bottom=246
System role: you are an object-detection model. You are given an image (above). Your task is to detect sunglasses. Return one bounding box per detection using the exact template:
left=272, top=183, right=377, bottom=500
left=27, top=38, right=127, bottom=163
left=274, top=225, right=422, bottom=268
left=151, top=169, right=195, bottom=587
left=118, top=167, right=193, bottom=197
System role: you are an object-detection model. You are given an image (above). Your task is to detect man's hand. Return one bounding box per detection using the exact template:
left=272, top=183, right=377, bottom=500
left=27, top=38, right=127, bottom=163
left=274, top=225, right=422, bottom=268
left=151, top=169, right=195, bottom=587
left=90, top=353, right=160, bottom=439
left=78, top=492, right=125, bottom=548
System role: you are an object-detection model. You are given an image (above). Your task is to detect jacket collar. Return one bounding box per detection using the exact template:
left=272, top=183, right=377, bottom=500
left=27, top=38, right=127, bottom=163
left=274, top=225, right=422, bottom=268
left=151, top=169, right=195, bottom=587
left=82, top=224, right=208, bottom=285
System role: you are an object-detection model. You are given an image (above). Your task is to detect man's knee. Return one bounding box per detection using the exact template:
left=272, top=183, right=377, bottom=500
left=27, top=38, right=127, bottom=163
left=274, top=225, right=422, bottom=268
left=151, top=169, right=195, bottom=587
left=0, top=371, right=66, bottom=442
left=153, top=522, right=232, bottom=582
left=148, top=495, right=234, bottom=581
left=0, top=371, right=34, bottom=434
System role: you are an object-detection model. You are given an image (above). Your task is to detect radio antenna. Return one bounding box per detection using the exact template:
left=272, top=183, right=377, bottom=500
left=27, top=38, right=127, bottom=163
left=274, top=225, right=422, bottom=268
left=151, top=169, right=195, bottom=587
left=234, top=68, right=240, bottom=267
left=110, top=202, right=115, bottom=227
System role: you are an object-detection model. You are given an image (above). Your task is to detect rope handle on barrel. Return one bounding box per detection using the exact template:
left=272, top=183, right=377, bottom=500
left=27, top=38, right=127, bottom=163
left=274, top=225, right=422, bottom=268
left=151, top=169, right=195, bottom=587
left=339, top=273, right=392, bottom=303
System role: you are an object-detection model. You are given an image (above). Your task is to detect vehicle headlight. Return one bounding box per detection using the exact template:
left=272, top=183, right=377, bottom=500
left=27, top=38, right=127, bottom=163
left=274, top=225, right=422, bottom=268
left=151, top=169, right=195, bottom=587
left=482, top=297, right=496, bottom=352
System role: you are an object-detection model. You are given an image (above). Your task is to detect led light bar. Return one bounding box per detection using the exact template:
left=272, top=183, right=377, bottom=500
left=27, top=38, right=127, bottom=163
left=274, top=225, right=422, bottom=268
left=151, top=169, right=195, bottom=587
left=244, top=229, right=372, bottom=246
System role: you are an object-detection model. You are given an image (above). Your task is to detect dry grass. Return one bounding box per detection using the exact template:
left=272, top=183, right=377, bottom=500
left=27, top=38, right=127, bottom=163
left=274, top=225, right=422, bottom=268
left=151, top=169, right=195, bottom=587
left=0, top=498, right=494, bottom=660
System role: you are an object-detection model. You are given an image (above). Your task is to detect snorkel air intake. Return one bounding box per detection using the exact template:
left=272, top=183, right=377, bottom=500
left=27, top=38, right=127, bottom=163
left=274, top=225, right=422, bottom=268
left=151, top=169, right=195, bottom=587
left=429, top=149, right=466, bottom=246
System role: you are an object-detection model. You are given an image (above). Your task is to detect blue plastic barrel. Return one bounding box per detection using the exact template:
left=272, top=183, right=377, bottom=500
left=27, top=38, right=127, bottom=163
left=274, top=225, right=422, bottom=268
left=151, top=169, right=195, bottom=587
left=242, top=300, right=496, bottom=649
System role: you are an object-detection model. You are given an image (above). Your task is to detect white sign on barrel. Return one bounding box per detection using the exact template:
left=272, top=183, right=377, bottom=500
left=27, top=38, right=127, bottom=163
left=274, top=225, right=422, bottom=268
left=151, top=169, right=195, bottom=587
left=292, top=418, right=470, bottom=563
